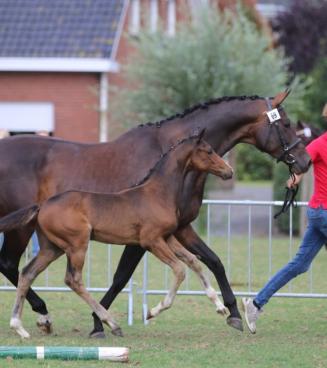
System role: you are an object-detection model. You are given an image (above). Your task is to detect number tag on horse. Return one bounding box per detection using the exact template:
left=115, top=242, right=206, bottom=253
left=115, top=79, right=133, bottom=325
left=266, top=108, right=281, bottom=123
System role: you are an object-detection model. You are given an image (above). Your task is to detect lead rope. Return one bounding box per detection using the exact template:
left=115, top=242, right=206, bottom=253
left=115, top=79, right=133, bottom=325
left=274, top=170, right=299, bottom=219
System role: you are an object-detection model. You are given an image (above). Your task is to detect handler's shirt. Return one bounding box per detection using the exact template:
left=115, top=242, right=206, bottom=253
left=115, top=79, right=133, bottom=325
left=306, top=132, right=327, bottom=209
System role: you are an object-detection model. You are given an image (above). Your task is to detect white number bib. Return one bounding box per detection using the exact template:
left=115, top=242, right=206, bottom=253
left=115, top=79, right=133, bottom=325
left=266, top=108, right=281, bottom=123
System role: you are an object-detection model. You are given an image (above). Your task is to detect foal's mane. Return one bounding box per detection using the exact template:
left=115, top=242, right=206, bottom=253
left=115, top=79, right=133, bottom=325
left=131, top=134, right=199, bottom=188
left=137, top=95, right=263, bottom=129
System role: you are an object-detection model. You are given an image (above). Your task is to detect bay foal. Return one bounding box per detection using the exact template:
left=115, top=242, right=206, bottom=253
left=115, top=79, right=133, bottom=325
left=0, top=132, right=233, bottom=338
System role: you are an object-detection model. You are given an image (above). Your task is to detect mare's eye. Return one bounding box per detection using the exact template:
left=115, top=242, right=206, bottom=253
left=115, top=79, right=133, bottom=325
left=284, top=119, right=291, bottom=128
left=208, top=148, right=213, bottom=155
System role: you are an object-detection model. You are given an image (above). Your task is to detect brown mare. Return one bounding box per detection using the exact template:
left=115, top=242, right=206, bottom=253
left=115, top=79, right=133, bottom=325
left=0, top=91, right=311, bottom=336
left=0, top=133, right=233, bottom=338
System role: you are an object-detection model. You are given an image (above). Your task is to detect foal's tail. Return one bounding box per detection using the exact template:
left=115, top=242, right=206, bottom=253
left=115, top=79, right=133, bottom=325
left=0, top=204, right=40, bottom=232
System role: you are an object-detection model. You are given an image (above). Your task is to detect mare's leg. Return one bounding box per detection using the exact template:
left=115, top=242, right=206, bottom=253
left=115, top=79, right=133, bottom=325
left=64, top=246, right=122, bottom=336
left=10, top=239, right=64, bottom=338
left=144, top=239, right=186, bottom=320
left=167, top=236, right=228, bottom=315
left=0, top=228, right=53, bottom=332
left=175, top=224, right=243, bottom=331
left=90, top=245, right=146, bottom=338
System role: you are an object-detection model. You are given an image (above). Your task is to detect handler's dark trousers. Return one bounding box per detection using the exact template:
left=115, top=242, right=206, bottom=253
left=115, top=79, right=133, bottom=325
left=255, top=206, right=326, bottom=308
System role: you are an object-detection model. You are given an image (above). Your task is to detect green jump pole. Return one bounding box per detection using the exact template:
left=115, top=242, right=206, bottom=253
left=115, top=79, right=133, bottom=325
left=0, top=346, right=129, bottom=362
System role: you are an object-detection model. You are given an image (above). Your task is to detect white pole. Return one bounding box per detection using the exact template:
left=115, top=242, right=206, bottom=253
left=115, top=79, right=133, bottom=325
left=167, top=0, right=176, bottom=37
left=99, top=72, right=108, bottom=142
left=150, top=0, right=158, bottom=33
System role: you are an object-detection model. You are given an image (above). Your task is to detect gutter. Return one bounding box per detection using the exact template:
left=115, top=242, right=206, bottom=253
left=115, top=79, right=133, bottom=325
left=0, top=57, right=120, bottom=73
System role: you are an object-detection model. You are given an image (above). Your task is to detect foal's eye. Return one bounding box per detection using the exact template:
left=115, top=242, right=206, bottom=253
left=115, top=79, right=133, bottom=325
left=208, top=149, right=213, bottom=155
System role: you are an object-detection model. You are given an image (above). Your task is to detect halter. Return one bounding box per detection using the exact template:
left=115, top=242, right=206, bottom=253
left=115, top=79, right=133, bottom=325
left=265, top=98, right=302, bottom=166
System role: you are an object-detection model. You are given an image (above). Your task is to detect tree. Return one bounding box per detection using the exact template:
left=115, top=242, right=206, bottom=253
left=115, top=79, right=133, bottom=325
left=272, top=0, right=327, bottom=75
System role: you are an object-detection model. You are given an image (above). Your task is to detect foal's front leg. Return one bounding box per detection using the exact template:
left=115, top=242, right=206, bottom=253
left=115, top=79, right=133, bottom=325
left=167, top=236, right=228, bottom=315
left=143, top=238, right=186, bottom=320
left=175, top=224, right=243, bottom=331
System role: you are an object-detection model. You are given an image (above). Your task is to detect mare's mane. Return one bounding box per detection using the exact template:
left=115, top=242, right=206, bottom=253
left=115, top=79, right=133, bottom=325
left=137, top=95, right=263, bottom=129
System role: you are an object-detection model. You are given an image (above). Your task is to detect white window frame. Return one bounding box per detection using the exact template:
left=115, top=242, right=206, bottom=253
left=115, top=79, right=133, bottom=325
left=129, top=0, right=140, bottom=36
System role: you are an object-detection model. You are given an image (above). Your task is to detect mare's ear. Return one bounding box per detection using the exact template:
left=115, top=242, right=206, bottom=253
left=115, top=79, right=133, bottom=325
left=271, top=89, right=291, bottom=107
left=297, top=120, right=304, bottom=130
left=197, top=128, right=206, bottom=143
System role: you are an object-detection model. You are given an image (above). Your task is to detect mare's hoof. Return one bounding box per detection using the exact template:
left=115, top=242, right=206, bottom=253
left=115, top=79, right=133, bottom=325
left=226, top=316, right=243, bottom=332
left=89, top=330, right=106, bottom=339
left=111, top=327, right=124, bottom=337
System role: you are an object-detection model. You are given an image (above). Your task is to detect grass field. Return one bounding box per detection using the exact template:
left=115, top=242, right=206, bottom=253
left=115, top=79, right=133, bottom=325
left=0, top=235, right=326, bottom=367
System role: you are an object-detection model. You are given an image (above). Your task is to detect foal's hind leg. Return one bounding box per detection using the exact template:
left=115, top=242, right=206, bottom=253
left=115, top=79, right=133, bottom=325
left=167, top=236, right=228, bottom=315
left=0, top=228, right=53, bottom=333
left=64, top=247, right=121, bottom=336
left=10, top=239, right=64, bottom=338
left=143, top=238, right=186, bottom=320
left=90, top=245, right=146, bottom=339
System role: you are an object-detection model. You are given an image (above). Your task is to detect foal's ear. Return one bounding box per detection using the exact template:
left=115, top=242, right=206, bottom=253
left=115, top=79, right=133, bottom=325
left=297, top=120, right=304, bottom=130
left=196, top=128, right=206, bottom=143
left=272, top=89, right=291, bottom=107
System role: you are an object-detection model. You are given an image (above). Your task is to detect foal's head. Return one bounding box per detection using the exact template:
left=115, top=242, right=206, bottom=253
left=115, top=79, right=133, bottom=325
left=189, top=131, right=233, bottom=180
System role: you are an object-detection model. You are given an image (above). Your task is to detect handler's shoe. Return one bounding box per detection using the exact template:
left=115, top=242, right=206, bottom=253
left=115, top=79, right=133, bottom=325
left=241, top=297, right=262, bottom=334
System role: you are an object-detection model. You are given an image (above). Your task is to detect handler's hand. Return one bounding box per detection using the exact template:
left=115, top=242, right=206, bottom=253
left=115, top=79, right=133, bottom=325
left=286, top=174, right=303, bottom=189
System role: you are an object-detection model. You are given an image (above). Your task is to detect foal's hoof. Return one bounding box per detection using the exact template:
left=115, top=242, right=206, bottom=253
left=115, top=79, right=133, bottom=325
left=146, top=310, right=154, bottom=321
left=111, top=327, right=124, bottom=337
left=226, top=316, right=243, bottom=332
left=216, top=305, right=229, bottom=316
left=89, top=330, right=106, bottom=339
left=10, top=318, right=30, bottom=339
left=36, top=314, right=53, bottom=334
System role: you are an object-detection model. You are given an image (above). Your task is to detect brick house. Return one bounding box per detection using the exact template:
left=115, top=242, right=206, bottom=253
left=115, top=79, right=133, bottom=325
left=0, top=0, right=126, bottom=142
left=0, top=0, right=285, bottom=143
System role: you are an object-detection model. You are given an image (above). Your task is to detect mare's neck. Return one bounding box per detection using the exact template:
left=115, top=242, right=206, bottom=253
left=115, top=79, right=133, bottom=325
left=158, top=98, right=264, bottom=155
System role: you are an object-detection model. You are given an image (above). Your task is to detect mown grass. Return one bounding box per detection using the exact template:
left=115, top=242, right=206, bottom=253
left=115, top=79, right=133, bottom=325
left=0, top=235, right=326, bottom=367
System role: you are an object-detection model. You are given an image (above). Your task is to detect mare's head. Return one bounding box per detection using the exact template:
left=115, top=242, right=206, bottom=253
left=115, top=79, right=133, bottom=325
left=296, top=120, right=322, bottom=146
left=189, top=130, right=233, bottom=180
left=250, top=91, right=311, bottom=174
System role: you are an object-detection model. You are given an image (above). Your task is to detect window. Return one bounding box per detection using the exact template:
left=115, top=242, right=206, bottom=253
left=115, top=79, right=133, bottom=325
left=0, top=102, right=54, bottom=133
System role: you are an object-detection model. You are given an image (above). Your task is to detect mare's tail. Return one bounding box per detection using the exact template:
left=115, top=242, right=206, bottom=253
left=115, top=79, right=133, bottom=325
left=0, top=205, right=40, bottom=232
